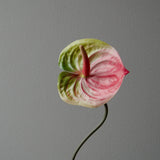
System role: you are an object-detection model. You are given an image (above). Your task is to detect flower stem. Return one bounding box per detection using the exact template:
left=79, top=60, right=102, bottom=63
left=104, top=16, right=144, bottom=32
left=72, top=103, right=108, bottom=160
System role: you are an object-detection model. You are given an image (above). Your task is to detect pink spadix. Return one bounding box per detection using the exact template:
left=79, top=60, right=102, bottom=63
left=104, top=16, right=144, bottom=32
left=79, top=45, right=90, bottom=77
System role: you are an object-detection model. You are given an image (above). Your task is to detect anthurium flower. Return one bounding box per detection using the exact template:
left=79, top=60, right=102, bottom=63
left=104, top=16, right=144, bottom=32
left=57, top=39, right=129, bottom=108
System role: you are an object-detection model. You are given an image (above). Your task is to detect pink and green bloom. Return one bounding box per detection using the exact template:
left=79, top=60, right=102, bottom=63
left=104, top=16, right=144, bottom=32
left=57, top=39, right=129, bottom=108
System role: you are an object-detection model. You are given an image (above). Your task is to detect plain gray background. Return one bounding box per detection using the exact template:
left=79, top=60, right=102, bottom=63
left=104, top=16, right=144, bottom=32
left=0, top=0, right=159, bottom=159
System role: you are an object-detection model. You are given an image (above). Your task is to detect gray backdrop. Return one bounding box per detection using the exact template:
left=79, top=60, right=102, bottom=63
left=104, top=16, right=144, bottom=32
left=0, top=0, right=159, bottom=160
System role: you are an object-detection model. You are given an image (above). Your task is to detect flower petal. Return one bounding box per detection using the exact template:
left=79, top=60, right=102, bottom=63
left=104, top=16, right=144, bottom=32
left=57, top=39, right=129, bottom=108
left=57, top=72, right=81, bottom=105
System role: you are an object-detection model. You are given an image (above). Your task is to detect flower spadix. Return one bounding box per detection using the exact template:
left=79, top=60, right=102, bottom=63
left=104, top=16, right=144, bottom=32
left=57, top=39, right=129, bottom=108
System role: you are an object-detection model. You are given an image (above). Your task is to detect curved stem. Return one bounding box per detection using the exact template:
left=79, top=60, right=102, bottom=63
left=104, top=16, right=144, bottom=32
left=72, top=103, right=108, bottom=160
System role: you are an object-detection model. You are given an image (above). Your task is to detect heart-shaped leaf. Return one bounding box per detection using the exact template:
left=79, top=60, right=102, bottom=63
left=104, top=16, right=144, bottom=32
left=57, top=39, right=129, bottom=108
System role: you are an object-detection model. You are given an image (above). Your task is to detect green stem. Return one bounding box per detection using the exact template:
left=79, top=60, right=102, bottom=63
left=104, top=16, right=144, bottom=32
left=72, top=103, right=108, bottom=160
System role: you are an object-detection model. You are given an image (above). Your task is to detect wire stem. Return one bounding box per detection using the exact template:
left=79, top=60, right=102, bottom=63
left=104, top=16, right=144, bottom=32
left=72, top=103, right=108, bottom=160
